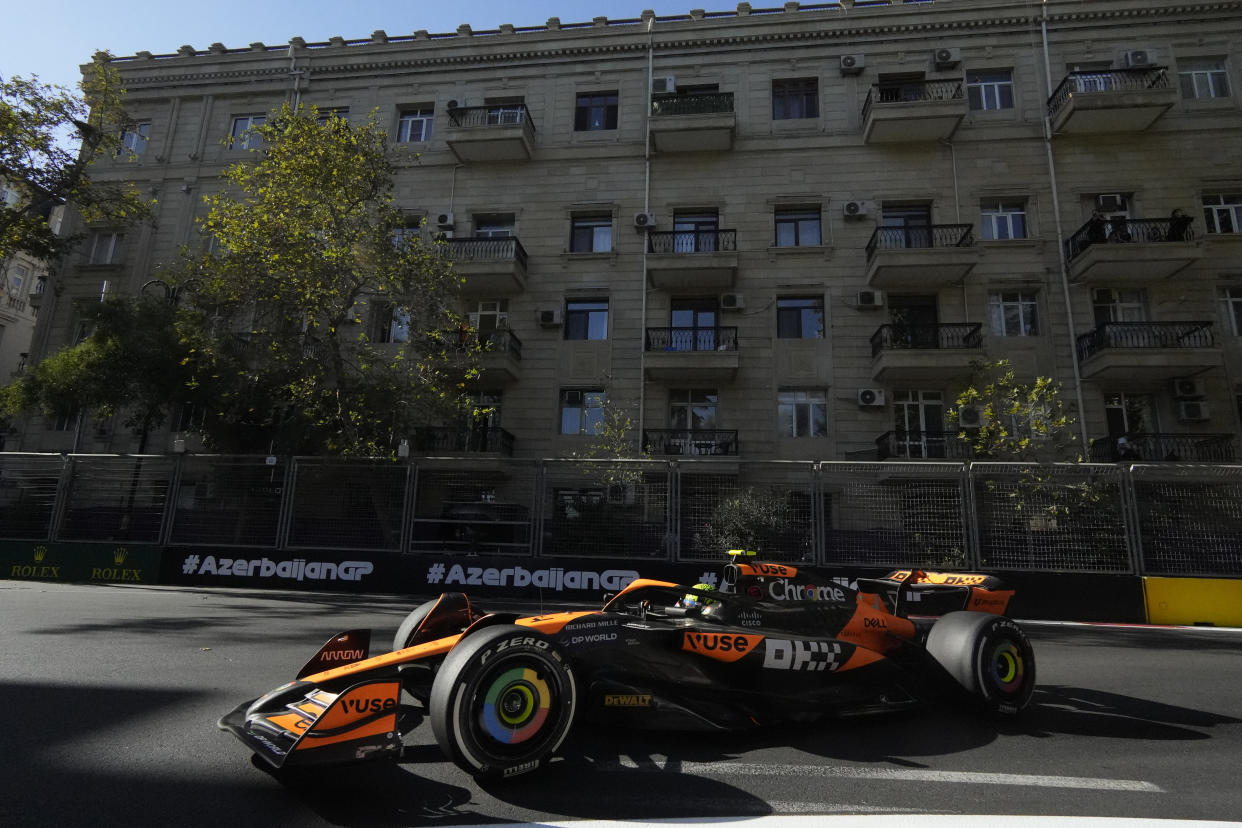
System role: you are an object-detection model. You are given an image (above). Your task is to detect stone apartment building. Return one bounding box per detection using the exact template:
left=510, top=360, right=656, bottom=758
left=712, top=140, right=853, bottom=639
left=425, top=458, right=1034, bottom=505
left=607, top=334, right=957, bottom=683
left=11, top=0, right=1242, bottom=464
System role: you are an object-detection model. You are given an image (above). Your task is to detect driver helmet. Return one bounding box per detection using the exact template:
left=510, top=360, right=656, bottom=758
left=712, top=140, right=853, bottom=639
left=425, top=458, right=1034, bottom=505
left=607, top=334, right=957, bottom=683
left=681, top=583, right=716, bottom=609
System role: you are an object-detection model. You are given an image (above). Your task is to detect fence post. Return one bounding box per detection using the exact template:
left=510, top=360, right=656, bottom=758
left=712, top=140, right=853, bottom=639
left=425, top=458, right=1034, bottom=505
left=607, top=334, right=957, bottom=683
left=398, top=459, right=416, bottom=555
left=1120, top=463, right=1144, bottom=576
left=48, top=455, right=76, bottom=542
left=274, top=457, right=297, bottom=550
left=961, top=462, right=979, bottom=569
left=157, top=454, right=184, bottom=546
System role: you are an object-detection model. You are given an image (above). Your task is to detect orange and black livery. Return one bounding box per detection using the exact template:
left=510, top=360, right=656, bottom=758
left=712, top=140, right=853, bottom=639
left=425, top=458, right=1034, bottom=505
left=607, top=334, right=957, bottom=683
left=220, top=553, right=1035, bottom=781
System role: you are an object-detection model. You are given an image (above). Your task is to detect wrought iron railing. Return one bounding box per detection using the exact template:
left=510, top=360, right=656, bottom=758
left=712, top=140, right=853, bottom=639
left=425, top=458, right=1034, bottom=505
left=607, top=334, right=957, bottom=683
left=647, top=229, right=737, bottom=254
left=409, top=426, right=515, bottom=456
left=876, top=430, right=975, bottom=461
left=1048, top=67, right=1171, bottom=121
left=865, top=224, right=974, bottom=260
left=642, top=429, right=738, bottom=456
left=442, top=236, right=529, bottom=270
left=1076, top=321, right=1216, bottom=361
left=446, top=103, right=536, bottom=134
left=1089, top=432, right=1235, bottom=463
left=1065, top=216, right=1197, bottom=262
left=861, top=79, right=964, bottom=122
left=481, top=329, right=522, bottom=361
left=870, top=323, right=983, bottom=357
left=645, top=326, right=738, bottom=352
left=651, top=91, right=735, bottom=117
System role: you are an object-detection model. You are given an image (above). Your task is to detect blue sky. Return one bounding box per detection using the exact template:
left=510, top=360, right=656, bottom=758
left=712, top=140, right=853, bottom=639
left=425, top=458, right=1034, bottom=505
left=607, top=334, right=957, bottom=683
left=2, top=1, right=691, bottom=91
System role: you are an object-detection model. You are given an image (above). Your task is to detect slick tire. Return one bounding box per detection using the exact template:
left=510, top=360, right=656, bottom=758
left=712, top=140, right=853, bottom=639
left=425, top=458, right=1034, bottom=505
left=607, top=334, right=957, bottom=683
left=429, top=625, right=577, bottom=781
left=926, top=611, right=1036, bottom=716
left=392, top=599, right=441, bottom=652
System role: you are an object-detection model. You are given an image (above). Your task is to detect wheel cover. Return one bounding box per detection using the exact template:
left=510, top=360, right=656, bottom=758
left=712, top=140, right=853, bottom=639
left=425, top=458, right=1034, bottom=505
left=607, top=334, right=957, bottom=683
left=985, top=639, right=1027, bottom=696
left=479, top=666, right=551, bottom=745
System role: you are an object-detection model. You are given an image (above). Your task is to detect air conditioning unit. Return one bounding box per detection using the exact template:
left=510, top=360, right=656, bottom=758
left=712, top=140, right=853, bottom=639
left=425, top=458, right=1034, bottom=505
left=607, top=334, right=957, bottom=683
left=1176, top=400, right=1210, bottom=422
left=856, top=289, right=884, bottom=309
left=537, top=308, right=563, bottom=327
left=719, top=292, right=745, bottom=311
left=857, top=388, right=886, bottom=407
left=1171, top=378, right=1206, bottom=399
left=843, top=200, right=868, bottom=220
left=1123, top=49, right=1154, bottom=68
left=564, top=390, right=584, bottom=406
left=651, top=75, right=676, bottom=94
left=840, top=54, right=865, bottom=75
left=634, top=212, right=657, bottom=229
left=958, top=405, right=988, bottom=429
left=933, top=47, right=962, bottom=68
left=1096, top=194, right=1126, bottom=213
left=435, top=211, right=455, bottom=228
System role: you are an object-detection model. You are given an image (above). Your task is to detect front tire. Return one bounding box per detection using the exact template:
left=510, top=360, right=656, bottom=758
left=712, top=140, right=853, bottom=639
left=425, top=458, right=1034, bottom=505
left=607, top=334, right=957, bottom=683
left=926, top=611, right=1036, bottom=716
left=429, top=625, right=576, bottom=780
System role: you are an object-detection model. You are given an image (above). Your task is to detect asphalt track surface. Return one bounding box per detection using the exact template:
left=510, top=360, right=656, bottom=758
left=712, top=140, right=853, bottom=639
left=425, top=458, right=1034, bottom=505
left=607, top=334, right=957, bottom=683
left=2, top=580, right=1241, bottom=827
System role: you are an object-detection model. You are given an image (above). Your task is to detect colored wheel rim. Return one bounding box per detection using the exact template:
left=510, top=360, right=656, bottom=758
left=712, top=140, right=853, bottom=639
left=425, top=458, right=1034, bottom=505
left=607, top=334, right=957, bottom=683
left=479, top=666, right=551, bottom=744
left=987, top=640, right=1026, bottom=695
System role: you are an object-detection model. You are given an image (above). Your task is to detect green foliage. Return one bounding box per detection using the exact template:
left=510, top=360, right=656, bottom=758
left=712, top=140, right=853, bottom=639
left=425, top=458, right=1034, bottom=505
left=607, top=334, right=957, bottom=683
left=950, top=359, right=1080, bottom=462
left=173, top=103, right=473, bottom=455
left=569, top=396, right=650, bottom=489
left=0, top=59, right=153, bottom=261
left=695, top=487, right=810, bottom=558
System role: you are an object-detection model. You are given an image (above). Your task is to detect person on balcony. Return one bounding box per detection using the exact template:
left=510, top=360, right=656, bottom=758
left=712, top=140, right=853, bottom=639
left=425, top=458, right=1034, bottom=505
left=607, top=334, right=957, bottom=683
left=1167, top=208, right=1193, bottom=241
left=1107, top=216, right=1132, bottom=243
left=1085, top=210, right=1109, bottom=246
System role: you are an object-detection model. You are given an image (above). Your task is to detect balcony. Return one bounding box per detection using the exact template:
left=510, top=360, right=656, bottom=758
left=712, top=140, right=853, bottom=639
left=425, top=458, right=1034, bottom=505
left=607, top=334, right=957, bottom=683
left=1076, top=322, right=1221, bottom=381
left=1048, top=68, right=1177, bottom=134
left=408, top=426, right=515, bottom=457
left=645, top=229, right=738, bottom=289
left=644, top=326, right=739, bottom=382
left=478, top=329, right=522, bottom=383
left=870, top=323, right=983, bottom=382
left=649, top=92, right=736, bottom=152
left=1089, top=432, right=1235, bottom=463
left=442, top=104, right=536, bottom=162
left=1065, top=216, right=1203, bottom=283
left=443, top=237, right=528, bottom=294
left=864, top=225, right=979, bottom=288
left=876, top=431, right=975, bottom=461
left=861, top=80, right=965, bottom=144
left=643, top=429, right=738, bottom=457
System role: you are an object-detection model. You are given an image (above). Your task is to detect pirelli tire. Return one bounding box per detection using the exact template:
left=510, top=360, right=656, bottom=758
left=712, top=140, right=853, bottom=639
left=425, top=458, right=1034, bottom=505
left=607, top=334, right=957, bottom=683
left=429, top=625, right=577, bottom=781
left=392, top=599, right=441, bottom=652
left=926, top=611, right=1036, bottom=716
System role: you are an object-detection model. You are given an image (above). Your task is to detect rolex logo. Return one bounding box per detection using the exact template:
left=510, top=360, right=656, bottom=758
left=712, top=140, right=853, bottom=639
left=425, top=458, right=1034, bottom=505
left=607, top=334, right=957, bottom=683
left=113, top=547, right=129, bottom=565
left=33, top=546, right=48, bottom=562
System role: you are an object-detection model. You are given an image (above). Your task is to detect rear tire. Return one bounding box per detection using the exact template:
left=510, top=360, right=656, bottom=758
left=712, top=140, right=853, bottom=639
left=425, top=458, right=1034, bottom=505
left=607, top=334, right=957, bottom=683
left=393, top=600, right=440, bottom=652
left=429, top=625, right=576, bottom=780
left=926, top=611, right=1035, bottom=716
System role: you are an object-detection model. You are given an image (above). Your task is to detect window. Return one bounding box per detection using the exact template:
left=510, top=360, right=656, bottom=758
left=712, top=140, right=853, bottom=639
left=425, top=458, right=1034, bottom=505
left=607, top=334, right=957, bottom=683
left=470, top=300, right=509, bottom=336
left=980, top=201, right=1028, bottom=240
left=119, top=122, right=151, bottom=156
left=397, top=108, right=433, bottom=142
left=474, top=216, right=514, bottom=238
left=570, top=215, right=612, bottom=253
left=230, top=115, right=266, bottom=149
left=574, top=92, right=618, bottom=131
left=560, top=389, right=606, bottom=435
left=989, top=290, right=1039, bottom=336
left=774, top=208, right=822, bottom=247
left=0, top=184, right=18, bottom=208
left=778, top=389, right=828, bottom=438
left=315, top=107, right=349, bottom=125
left=776, top=297, right=825, bottom=339
left=772, top=78, right=819, bottom=120
left=565, top=300, right=608, bottom=340
left=1179, top=58, right=1231, bottom=100
left=1203, top=193, right=1242, bottom=234
left=669, top=389, right=718, bottom=431
left=1219, top=287, right=1242, bottom=335
left=1104, top=393, right=1155, bottom=436
left=7, top=265, right=28, bottom=297
left=966, top=70, right=1015, bottom=111
left=672, top=211, right=721, bottom=252
left=87, top=231, right=122, bottom=265
left=486, top=102, right=526, bottom=125
left=1092, top=288, right=1146, bottom=324
left=372, top=303, right=410, bottom=344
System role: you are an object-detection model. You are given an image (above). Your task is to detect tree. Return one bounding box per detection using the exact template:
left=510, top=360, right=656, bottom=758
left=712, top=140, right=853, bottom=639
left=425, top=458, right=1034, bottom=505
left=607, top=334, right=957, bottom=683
left=0, top=57, right=152, bottom=262
left=0, top=294, right=188, bottom=450
left=950, top=359, right=1079, bottom=462
left=175, top=103, right=475, bottom=455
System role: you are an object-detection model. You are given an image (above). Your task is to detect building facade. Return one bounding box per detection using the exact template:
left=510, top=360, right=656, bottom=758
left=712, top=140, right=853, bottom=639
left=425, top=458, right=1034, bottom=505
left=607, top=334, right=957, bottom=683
left=11, top=0, right=1242, bottom=463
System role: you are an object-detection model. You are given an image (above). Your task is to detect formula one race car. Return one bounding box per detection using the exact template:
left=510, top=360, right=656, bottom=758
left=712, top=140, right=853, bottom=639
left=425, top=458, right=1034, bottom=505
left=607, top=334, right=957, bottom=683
left=220, top=554, right=1036, bottom=781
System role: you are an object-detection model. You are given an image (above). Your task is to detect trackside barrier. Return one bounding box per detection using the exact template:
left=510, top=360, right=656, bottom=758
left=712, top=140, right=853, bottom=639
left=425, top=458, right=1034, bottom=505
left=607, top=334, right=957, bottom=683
left=2, top=453, right=1240, bottom=622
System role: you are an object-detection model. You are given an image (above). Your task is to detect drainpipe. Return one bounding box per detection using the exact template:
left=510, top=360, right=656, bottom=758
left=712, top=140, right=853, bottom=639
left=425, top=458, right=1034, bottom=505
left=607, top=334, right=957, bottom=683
left=639, top=14, right=655, bottom=445
left=942, top=137, right=968, bottom=319
left=1040, top=0, right=1091, bottom=452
